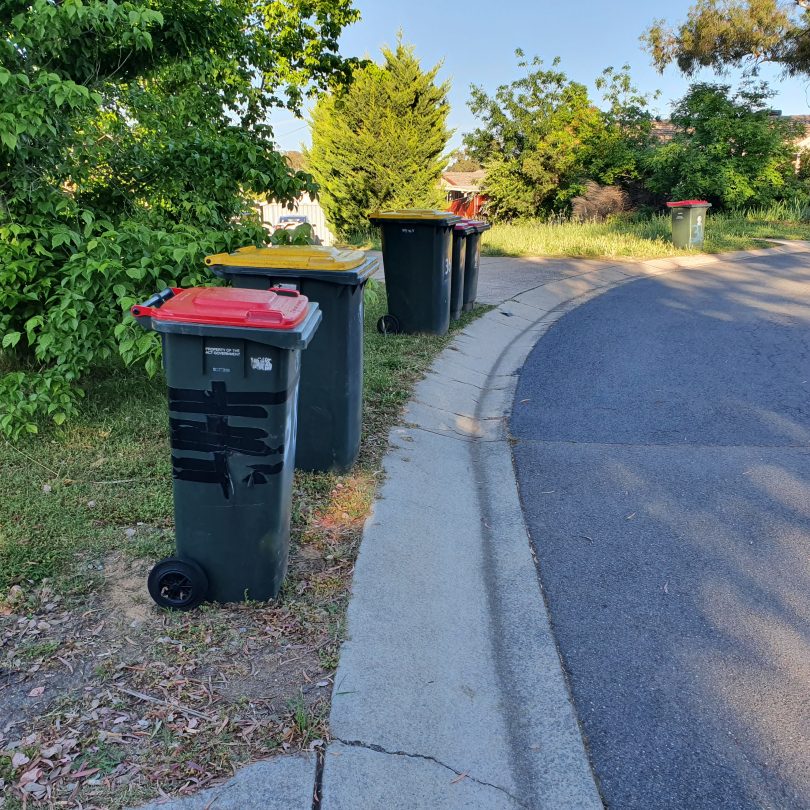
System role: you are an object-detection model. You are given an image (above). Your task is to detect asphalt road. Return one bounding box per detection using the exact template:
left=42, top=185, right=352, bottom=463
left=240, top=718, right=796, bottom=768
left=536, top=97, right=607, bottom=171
left=511, top=251, right=810, bottom=810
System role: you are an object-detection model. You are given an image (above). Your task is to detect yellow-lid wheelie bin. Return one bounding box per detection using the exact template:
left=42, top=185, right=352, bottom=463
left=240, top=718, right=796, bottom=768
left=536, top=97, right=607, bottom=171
left=204, top=246, right=378, bottom=473
left=368, top=210, right=461, bottom=335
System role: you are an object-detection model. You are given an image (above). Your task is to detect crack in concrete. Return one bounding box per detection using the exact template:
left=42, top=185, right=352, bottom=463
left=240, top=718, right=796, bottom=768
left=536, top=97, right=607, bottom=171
left=333, top=738, right=529, bottom=808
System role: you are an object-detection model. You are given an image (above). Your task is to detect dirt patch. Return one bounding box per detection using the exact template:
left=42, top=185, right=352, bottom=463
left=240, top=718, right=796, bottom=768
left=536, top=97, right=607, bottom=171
left=0, top=533, right=351, bottom=809
left=102, top=554, right=153, bottom=624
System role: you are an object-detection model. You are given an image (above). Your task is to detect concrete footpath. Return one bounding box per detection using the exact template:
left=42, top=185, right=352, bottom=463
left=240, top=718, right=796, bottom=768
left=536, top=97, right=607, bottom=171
left=137, top=241, right=810, bottom=810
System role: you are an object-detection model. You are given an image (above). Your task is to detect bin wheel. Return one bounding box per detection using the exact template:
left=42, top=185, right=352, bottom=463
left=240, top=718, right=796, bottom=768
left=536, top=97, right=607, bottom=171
left=377, top=314, right=401, bottom=335
left=148, top=557, right=209, bottom=611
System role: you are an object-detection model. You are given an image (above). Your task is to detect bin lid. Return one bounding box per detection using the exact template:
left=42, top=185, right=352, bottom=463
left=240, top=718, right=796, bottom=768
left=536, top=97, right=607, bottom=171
left=666, top=200, right=712, bottom=208
left=465, top=219, right=492, bottom=233
left=131, top=287, right=309, bottom=330
left=205, top=245, right=367, bottom=272
left=454, top=222, right=476, bottom=234
left=369, top=209, right=461, bottom=224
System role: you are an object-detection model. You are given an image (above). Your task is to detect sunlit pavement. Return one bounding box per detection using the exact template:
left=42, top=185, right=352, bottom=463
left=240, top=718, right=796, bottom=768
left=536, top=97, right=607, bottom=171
left=511, top=251, right=810, bottom=809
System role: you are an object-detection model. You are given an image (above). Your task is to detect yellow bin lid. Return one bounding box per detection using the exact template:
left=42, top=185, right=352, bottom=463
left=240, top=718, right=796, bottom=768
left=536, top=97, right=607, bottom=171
left=369, top=209, right=460, bottom=221
left=205, top=245, right=368, bottom=272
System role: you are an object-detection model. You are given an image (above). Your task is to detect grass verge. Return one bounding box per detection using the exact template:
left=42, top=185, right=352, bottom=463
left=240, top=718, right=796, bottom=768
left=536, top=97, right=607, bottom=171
left=0, top=281, right=483, bottom=809
left=481, top=210, right=810, bottom=259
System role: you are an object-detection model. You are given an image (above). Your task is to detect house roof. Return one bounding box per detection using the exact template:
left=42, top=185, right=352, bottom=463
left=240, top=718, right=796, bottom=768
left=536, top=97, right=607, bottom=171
left=651, top=120, right=679, bottom=142
left=652, top=115, right=810, bottom=144
left=441, top=170, right=486, bottom=192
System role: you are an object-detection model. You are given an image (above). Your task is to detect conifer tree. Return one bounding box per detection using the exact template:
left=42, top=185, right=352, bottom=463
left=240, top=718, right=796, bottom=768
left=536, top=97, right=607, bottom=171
left=306, top=39, right=451, bottom=237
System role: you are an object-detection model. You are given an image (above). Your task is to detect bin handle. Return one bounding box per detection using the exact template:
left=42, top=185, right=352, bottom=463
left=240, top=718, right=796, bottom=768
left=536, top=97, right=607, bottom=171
left=269, top=286, right=301, bottom=298
left=131, top=288, right=180, bottom=318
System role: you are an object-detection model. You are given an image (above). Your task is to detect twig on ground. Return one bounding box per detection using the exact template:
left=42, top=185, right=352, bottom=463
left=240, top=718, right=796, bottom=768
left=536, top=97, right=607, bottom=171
left=113, top=685, right=215, bottom=721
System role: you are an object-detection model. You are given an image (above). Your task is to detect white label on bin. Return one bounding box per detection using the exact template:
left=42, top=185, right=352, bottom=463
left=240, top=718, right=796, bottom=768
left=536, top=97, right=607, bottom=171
left=206, top=346, right=240, bottom=357
left=251, top=356, right=274, bottom=372
left=401, top=227, right=415, bottom=234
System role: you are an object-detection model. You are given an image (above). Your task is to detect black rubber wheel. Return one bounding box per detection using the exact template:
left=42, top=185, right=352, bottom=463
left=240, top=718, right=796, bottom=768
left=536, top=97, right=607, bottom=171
left=377, top=314, right=401, bottom=335
left=147, top=557, right=209, bottom=611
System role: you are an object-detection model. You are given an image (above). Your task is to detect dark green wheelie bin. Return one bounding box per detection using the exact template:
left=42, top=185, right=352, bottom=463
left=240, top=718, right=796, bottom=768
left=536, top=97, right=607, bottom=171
left=667, top=200, right=711, bottom=249
left=131, top=286, right=321, bottom=608
left=450, top=221, right=475, bottom=320
left=368, top=209, right=461, bottom=335
left=204, top=245, right=378, bottom=474
left=462, top=220, right=491, bottom=312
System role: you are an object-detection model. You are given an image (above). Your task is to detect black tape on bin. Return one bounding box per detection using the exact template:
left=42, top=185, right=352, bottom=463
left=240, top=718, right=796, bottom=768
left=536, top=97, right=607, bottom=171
left=168, top=380, right=289, bottom=498
left=169, top=381, right=291, bottom=418
left=169, top=416, right=283, bottom=456
left=171, top=453, right=285, bottom=499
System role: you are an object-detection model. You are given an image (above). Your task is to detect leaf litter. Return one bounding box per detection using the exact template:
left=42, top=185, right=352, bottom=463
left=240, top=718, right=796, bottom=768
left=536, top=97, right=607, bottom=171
left=0, top=483, right=369, bottom=810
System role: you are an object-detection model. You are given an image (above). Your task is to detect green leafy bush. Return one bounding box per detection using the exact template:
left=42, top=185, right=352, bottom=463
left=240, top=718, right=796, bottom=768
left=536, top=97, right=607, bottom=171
left=465, top=54, right=655, bottom=221
left=644, top=83, right=804, bottom=209
left=0, top=0, right=359, bottom=437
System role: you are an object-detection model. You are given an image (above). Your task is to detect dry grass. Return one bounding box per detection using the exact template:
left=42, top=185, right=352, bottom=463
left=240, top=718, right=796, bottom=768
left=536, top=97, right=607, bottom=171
left=481, top=210, right=810, bottom=259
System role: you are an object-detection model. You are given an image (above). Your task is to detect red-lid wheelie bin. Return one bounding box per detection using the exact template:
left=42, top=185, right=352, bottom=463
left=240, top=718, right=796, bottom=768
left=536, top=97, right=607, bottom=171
left=131, top=286, right=321, bottom=608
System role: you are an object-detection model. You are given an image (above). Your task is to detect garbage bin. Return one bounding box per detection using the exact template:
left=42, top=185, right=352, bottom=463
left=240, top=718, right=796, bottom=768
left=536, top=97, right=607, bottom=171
left=667, top=200, right=711, bottom=249
left=368, top=209, right=461, bottom=335
left=462, top=220, right=491, bottom=312
left=450, top=221, right=475, bottom=320
left=204, top=245, right=378, bottom=473
left=131, top=286, right=321, bottom=608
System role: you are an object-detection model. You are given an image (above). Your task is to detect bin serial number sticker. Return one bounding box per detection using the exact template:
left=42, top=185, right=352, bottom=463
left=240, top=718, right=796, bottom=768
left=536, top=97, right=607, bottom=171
left=251, top=357, right=274, bottom=372
left=206, top=347, right=240, bottom=357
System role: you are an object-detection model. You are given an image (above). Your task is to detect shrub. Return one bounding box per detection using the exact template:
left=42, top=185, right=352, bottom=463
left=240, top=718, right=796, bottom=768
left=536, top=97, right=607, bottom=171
left=571, top=182, right=631, bottom=221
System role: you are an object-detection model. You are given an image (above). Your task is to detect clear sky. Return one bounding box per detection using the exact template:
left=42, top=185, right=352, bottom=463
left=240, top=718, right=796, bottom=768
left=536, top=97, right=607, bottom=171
left=271, top=0, right=810, bottom=154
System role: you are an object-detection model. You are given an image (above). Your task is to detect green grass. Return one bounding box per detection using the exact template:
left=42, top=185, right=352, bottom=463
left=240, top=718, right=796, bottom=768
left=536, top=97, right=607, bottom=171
left=344, top=206, right=810, bottom=259
left=482, top=208, right=810, bottom=259
left=0, top=281, right=480, bottom=597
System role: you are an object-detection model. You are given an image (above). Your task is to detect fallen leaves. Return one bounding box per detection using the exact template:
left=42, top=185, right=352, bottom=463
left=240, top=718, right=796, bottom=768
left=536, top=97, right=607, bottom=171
left=1, top=577, right=334, bottom=809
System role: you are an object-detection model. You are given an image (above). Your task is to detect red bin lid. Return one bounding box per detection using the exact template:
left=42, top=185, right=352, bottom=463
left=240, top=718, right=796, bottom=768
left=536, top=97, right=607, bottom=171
left=666, top=200, right=711, bottom=208
left=131, top=287, right=309, bottom=329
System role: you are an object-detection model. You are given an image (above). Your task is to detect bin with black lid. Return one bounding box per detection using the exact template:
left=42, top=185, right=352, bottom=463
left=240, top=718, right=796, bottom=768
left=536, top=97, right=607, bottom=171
left=131, top=286, right=321, bottom=608
left=205, top=245, right=378, bottom=473
left=368, top=209, right=461, bottom=335
left=450, top=221, right=475, bottom=320
left=462, top=220, right=491, bottom=312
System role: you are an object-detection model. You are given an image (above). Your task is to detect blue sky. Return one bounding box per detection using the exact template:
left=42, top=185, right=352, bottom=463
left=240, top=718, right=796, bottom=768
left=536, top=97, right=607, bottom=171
left=271, top=0, right=810, bottom=153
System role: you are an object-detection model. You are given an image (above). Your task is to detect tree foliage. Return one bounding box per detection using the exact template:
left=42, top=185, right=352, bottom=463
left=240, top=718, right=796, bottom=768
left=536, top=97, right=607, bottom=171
left=644, top=83, right=803, bottom=208
left=306, top=40, right=451, bottom=237
left=465, top=54, right=655, bottom=221
left=644, top=0, right=810, bottom=77
left=446, top=150, right=483, bottom=172
left=0, top=0, right=358, bottom=437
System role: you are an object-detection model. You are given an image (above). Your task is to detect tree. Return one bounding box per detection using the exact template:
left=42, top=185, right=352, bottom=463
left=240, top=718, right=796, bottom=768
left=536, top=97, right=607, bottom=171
left=644, top=0, right=810, bottom=77
left=588, top=66, right=657, bottom=191
left=306, top=40, right=451, bottom=237
left=0, top=0, right=359, bottom=437
left=644, top=83, right=803, bottom=208
left=446, top=150, right=483, bottom=172
left=465, top=54, right=654, bottom=220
